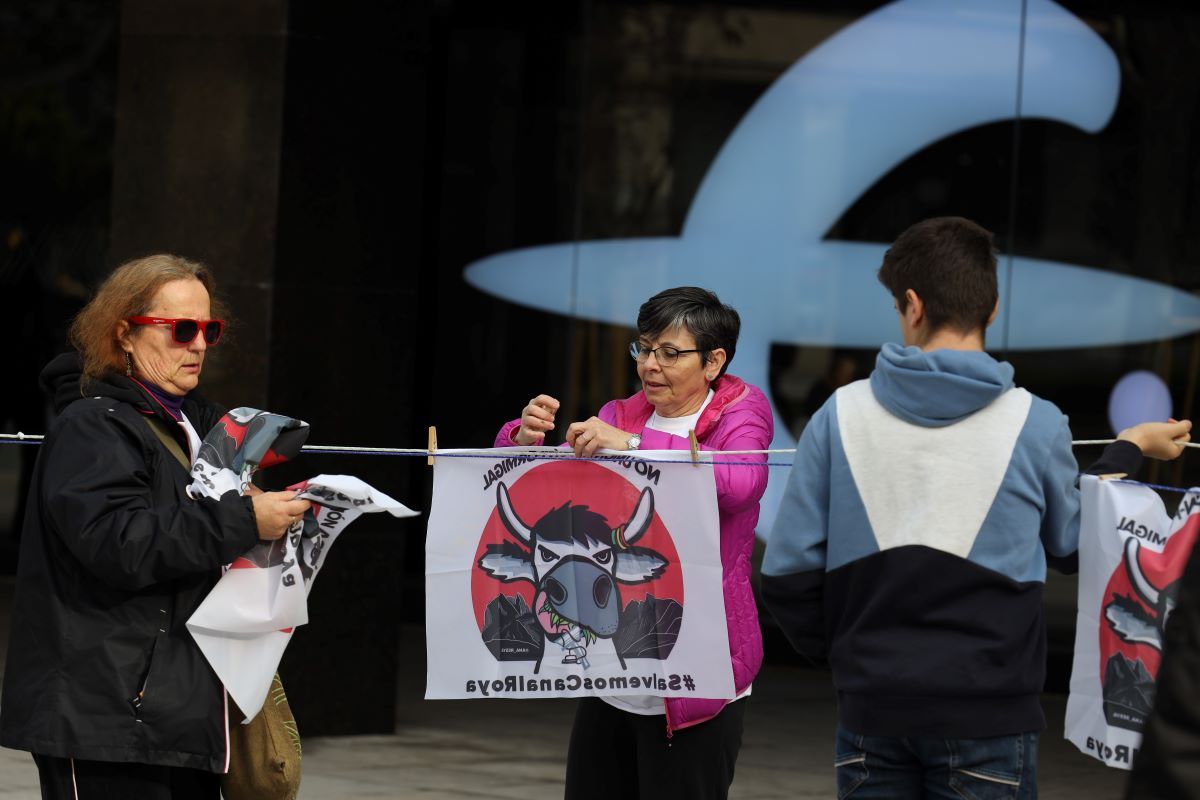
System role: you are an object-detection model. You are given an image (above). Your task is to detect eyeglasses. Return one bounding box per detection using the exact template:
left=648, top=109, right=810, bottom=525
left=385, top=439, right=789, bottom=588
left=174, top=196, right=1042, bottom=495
left=127, top=316, right=224, bottom=345
left=629, top=341, right=702, bottom=367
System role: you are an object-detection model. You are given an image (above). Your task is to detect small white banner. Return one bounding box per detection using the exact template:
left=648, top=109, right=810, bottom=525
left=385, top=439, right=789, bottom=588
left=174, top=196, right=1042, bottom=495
left=425, top=448, right=734, bottom=701
left=189, top=474, right=417, bottom=721
left=1065, top=476, right=1200, bottom=769
left=183, top=408, right=417, bottom=721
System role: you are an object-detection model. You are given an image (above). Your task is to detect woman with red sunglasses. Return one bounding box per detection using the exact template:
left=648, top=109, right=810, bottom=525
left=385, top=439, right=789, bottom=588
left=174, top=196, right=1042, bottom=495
left=0, top=255, right=310, bottom=799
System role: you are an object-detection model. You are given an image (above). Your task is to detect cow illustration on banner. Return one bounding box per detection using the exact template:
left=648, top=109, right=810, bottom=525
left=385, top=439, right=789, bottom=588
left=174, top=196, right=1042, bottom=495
left=425, top=448, right=734, bottom=701
left=1066, top=475, right=1200, bottom=769
left=478, top=482, right=677, bottom=672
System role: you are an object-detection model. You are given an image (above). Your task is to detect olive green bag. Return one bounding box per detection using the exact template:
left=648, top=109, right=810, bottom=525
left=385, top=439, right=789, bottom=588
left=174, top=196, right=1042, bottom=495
left=223, top=674, right=302, bottom=800
left=142, top=416, right=302, bottom=799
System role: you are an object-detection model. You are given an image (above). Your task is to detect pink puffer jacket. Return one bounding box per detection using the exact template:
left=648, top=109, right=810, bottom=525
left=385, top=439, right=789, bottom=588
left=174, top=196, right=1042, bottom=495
left=495, top=374, right=773, bottom=732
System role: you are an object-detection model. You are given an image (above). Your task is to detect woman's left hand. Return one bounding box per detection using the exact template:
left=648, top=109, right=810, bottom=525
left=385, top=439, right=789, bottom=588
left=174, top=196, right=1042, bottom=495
left=565, top=417, right=632, bottom=458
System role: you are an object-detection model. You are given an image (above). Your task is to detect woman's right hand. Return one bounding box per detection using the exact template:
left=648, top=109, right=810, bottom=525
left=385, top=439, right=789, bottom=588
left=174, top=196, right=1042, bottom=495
left=514, top=394, right=560, bottom=445
left=251, top=491, right=313, bottom=541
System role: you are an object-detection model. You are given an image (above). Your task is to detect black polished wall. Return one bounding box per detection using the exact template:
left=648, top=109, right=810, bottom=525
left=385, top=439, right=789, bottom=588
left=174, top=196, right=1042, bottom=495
left=5, top=0, right=1200, bottom=735
left=263, top=0, right=437, bottom=736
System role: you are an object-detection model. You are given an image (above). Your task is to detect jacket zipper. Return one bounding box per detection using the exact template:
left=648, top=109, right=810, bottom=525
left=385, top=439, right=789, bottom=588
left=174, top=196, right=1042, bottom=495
left=222, top=686, right=231, bottom=773
left=130, top=637, right=160, bottom=722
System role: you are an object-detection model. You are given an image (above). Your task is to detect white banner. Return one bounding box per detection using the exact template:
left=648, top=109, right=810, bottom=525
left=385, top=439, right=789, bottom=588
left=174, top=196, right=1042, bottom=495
left=425, top=448, right=734, bottom=701
left=183, top=408, right=418, bottom=720
left=1065, top=475, right=1200, bottom=769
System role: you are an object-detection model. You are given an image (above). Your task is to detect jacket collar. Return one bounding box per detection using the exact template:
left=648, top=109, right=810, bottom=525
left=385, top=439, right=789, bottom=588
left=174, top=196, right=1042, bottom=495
left=615, top=374, right=749, bottom=438
left=41, top=351, right=203, bottom=430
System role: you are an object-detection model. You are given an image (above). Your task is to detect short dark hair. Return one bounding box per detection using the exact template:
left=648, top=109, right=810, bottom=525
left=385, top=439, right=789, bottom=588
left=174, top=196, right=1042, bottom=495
left=636, top=287, right=740, bottom=378
left=876, top=216, right=998, bottom=336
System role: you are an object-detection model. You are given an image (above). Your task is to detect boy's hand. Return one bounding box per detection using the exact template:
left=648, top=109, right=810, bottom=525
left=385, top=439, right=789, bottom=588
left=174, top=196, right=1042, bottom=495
left=1118, top=419, right=1192, bottom=460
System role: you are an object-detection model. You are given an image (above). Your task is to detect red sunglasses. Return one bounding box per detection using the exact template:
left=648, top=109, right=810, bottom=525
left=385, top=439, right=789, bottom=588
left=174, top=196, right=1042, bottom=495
left=127, top=316, right=224, bottom=345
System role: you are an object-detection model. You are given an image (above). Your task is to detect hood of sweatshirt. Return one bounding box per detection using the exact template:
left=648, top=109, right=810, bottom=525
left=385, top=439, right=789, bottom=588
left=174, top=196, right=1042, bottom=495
left=868, top=342, right=1015, bottom=428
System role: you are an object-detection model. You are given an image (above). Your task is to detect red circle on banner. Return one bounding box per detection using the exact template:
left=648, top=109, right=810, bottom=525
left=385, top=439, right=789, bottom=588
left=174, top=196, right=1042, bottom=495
left=1099, top=513, right=1200, bottom=681
left=470, top=460, right=684, bottom=632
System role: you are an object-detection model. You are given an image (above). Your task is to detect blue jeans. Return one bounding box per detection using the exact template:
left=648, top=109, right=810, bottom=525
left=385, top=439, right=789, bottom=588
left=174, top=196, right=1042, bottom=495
left=835, top=724, right=1038, bottom=799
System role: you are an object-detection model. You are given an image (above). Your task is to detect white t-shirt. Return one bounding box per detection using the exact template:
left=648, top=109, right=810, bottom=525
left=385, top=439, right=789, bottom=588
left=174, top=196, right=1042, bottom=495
left=178, top=414, right=202, bottom=465
left=644, top=389, right=714, bottom=439
left=601, top=389, right=751, bottom=715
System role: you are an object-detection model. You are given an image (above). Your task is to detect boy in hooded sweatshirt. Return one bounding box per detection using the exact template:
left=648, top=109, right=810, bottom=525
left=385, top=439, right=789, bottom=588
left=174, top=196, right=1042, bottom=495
left=761, top=216, right=1190, bottom=798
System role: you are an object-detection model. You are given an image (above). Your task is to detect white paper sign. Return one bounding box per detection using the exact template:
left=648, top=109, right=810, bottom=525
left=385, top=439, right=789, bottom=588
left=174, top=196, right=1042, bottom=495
left=188, top=474, right=417, bottom=720
left=1065, top=476, right=1200, bottom=769
left=425, top=448, right=734, bottom=701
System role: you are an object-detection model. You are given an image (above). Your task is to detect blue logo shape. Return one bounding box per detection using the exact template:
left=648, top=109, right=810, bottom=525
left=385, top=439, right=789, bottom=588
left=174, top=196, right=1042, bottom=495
left=466, top=0, right=1200, bottom=537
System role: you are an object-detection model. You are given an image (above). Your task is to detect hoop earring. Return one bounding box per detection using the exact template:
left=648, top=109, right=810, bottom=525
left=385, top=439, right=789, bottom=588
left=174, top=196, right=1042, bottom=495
left=125, top=352, right=133, bottom=377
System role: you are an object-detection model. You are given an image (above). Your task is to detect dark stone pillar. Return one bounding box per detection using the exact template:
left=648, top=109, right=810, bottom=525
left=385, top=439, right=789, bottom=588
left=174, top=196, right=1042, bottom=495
left=266, top=1, right=436, bottom=736
left=108, top=0, right=288, bottom=408
left=108, top=0, right=416, bottom=737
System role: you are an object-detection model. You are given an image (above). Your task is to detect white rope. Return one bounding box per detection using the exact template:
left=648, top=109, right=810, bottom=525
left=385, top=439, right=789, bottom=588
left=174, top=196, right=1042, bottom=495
left=298, top=444, right=427, bottom=455
left=1, top=433, right=1195, bottom=452
left=1073, top=438, right=1200, bottom=449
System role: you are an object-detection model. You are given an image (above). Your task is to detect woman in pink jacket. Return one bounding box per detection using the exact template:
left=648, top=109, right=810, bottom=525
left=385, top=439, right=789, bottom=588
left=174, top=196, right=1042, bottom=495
left=496, top=286, right=773, bottom=800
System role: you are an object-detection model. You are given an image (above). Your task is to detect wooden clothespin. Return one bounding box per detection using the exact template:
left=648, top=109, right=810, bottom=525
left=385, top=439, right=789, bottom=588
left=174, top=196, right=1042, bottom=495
left=1098, top=473, right=1128, bottom=481
left=688, top=429, right=700, bottom=466
left=427, top=426, right=438, bottom=467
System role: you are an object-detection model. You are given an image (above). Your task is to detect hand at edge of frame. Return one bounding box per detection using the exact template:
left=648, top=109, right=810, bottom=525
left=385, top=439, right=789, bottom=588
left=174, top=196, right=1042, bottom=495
left=1118, top=418, right=1192, bottom=460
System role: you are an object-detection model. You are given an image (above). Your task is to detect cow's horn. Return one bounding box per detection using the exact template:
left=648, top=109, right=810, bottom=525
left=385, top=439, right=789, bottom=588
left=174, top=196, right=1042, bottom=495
left=496, top=482, right=533, bottom=544
left=622, top=488, right=655, bottom=545
left=1124, top=537, right=1160, bottom=607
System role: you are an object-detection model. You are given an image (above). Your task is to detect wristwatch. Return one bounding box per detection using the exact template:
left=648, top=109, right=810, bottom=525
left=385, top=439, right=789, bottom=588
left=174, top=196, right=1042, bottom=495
left=626, top=433, right=642, bottom=451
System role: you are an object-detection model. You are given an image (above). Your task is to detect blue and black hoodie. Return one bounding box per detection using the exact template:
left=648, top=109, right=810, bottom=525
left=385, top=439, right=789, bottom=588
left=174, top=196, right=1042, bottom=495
left=761, top=343, right=1143, bottom=738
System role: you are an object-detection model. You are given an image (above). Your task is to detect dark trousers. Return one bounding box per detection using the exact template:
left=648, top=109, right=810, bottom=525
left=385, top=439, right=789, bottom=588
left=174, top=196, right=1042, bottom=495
left=563, top=697, right=746, bottom=800
left=32, top=754, right=220, bottom=800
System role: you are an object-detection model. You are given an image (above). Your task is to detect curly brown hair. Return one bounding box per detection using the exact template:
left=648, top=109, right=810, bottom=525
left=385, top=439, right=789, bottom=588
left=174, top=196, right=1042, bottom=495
left=69, top=254, right=228, bottom=381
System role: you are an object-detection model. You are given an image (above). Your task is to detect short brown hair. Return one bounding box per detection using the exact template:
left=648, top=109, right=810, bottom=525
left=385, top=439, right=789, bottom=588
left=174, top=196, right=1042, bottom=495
left=876, top=217, right=998, bottom=336
left=69, top=254, right=225, bottom=381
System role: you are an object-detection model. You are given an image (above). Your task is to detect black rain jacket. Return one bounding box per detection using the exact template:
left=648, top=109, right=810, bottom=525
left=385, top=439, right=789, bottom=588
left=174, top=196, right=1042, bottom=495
left=0, top=353, right=258, bottom=772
